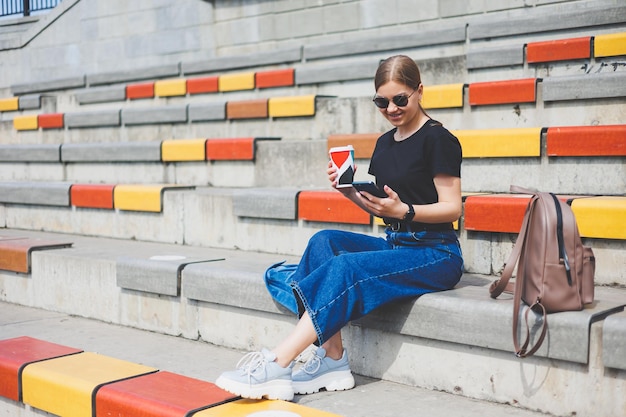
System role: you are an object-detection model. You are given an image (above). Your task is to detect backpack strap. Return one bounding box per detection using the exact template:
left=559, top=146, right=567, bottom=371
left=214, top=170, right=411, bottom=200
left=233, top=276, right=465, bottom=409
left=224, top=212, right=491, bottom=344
left=489, top=195, right=535, bottom=298
left=488, top=193, right=549, bottom=357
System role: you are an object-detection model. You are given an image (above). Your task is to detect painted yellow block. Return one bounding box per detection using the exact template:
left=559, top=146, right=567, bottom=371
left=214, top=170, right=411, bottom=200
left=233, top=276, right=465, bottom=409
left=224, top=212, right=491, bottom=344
left=114, top=184, right=168, bottom=212
left=218, top=72, right=255, bottom=92
left=268, top=95, right=316, bottom=118
left=195, top=398, right=342, bottom=416
left=594, top=32, right=626, bottom=58
left=13, top=114, right=39, bottom=130
left=21, top=352, right=156, bottom=417
left=422, top=83, right=464, bottom=109
left=154, top=78, right=187, bottom=97
left=571, top=196, right=626, bottom=240
left=162, top=138, right=206, bottom=161
left=0, top=97, right=19, bottom=111
left=452, top=127, right=542, bottom=158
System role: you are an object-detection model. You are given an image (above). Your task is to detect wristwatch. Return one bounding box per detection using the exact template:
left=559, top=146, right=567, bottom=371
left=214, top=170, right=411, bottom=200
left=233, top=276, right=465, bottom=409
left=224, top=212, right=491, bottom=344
left=402, top=203, right=415, bottom=222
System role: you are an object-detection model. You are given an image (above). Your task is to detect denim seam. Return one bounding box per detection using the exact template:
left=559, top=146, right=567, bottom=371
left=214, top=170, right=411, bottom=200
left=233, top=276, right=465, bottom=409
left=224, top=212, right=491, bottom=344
left=291, top=282, right=325, bottom=345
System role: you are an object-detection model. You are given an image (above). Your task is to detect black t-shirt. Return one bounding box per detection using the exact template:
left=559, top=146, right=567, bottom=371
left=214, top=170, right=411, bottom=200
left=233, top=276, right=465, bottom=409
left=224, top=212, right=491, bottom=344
left=368, top=120, right=462, bottom=223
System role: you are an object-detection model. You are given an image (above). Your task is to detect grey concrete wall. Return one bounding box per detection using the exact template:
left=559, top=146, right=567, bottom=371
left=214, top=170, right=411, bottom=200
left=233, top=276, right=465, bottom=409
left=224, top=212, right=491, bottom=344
left=0, top=0, right=605, bottom=89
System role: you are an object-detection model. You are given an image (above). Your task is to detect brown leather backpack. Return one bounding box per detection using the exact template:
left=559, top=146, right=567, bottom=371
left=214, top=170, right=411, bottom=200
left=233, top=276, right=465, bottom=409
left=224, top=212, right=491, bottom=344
left=489, top=186, right=595, bottom=358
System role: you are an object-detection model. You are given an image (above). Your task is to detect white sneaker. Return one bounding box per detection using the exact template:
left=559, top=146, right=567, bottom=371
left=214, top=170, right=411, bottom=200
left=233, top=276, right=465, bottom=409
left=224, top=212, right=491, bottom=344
left=216, top=348, right=295, bottom=400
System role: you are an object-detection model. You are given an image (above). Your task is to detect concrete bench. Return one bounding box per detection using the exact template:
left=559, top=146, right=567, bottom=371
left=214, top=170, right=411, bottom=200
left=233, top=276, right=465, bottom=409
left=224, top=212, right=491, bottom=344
left=354, top=284, right=625, bottom=364
left=467, top=3, right=626, bottom=41
left=466, top=45, right=524, bottom=69
left=116, top=255, right=225, bottom=296
left=0, top=336, right=82, bottom=401
left=188, top=101, right=226, bottom=122
left=11, top=75, right=85, bottom=95
left=0, top=181, right=72, bottom=206
left=0, top=237, right=73, bottom=273
left=602, top=311, right=626, bottom=371
left=302, top=25, right=465, bottom=60
left=61, top=141, right=162, bottom=162
left=181, top=46, right=301, bottom=75
left=74, top=85, right=126, bottom=105
left=468, top=78, right=537, bottom=106
left=86, top=63, right=181, bottom=86
left=0, top=144, right=60, bottom=162
left=546, top=125, right=626, bottom=156
left=122, top=105, right=188, bottom=125
left=542, top=71, right=626, bottom=102
left=295, top=58, right=378, bottom=85
left=64, top=109, right=121, bottom=128
left=233, top=187, right=299, bottom=220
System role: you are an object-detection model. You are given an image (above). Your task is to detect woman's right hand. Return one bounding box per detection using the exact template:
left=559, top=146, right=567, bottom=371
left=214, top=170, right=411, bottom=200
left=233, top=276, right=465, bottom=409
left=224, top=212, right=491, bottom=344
left=328, top=160, right=356, bottom=197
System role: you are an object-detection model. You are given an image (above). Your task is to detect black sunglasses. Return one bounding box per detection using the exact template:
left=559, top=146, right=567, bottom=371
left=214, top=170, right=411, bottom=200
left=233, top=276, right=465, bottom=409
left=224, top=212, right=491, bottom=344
left=372, top=89, right=417, bottom=109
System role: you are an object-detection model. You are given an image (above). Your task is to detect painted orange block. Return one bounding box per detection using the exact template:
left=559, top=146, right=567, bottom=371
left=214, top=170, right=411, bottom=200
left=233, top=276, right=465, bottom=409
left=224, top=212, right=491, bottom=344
left=298, top=190, right=371, bottom=225
left=526, top=37, right=591, bottom=63
left=327, top=133, right=379, bottom=159
left=0, top=336, right=82, bottom=401
left=226, top=99, right=268, bottom=119
left=546, top=125, right=626, bottom=156
left=126, top=83, right=155, bottom=100
left=463, top=194, right=533, bottom=233
left=38, top=113, right=64, bottom=129
left=206, top=137, right=255, bottom=160
left=70, top=184, right=115, bottom=209
left=187, top=76, right=219, bottom=95
left=468, top=78, right=537, bottom=106
left=463, top=194, right=578, bottom=233
left=255, top=68, right=295, bottom=89
left=0, top=238, right=73, bottom=273
left=95, top=371, right=237, bottom=417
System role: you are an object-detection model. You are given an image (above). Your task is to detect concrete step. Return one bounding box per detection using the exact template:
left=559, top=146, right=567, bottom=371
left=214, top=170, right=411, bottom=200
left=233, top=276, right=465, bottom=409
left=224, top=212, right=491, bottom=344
left=0, top=302, right=553, bottom=417
left=0, top=227, right=624, bottom=417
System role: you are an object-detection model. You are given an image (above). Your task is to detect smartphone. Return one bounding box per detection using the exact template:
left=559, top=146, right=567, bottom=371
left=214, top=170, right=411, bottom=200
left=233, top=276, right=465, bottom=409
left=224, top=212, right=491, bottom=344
left=352, top=181, right=388, bottom=198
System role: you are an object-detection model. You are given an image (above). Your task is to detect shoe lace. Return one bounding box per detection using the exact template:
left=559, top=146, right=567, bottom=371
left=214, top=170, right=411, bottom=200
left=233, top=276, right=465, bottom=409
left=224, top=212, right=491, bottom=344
left=302, top=351, right=322, bottom=375
left=236, top=351, right=268, bottom=383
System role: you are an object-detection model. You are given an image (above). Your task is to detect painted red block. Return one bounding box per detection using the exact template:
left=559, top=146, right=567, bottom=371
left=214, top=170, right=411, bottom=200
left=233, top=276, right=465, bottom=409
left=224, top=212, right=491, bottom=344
left=206, top=137, right=255, bottom=160
left=546, top=125, right=626, bottom=156
left=468, top=78, right=537, bottom=106
left=527, top=37, right=591, bottom=63
left=0, top=336, right=82, bottom=401
left=38, top=113, right=64, bottom=129
left=298, top=190, right=371, bottom=225
left=95, top=371, right=237, bottom=417
left=70, top=184, right=115, bottom=209
left=226, top=99, right=268, bottom=119
left=187, top=76, right=219, bottom=95
left=126, top=83, right=155, bottom=99
left=255, top=68, right=295, bottom=89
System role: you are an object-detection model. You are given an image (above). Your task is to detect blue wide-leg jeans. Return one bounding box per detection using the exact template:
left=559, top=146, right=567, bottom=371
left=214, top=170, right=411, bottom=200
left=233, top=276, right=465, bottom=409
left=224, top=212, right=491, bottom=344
left=289, top=229, right=463, bottom=345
